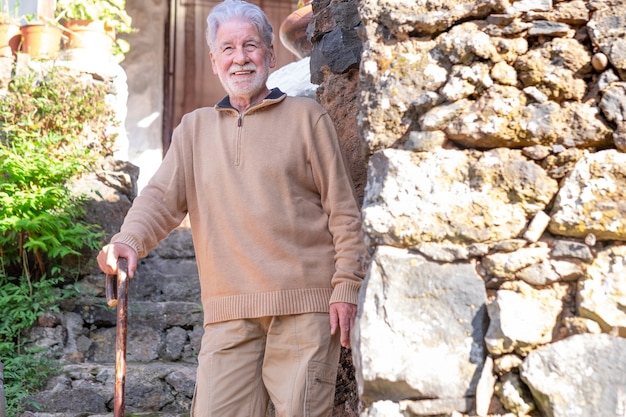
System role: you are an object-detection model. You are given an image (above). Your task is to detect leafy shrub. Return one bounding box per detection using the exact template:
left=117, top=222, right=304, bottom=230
left=0, top=67, right=117, bottom=415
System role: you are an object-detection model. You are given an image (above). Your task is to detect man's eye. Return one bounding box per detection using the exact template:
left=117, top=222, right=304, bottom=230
left=245, top=43, right=257, bottom=51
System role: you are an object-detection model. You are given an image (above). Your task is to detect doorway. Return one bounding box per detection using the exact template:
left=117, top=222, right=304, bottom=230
left=163, top=0, right=299, bottom=154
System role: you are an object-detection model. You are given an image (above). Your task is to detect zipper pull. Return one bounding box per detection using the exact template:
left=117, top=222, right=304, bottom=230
left=238, top=115, right=242, bottom=127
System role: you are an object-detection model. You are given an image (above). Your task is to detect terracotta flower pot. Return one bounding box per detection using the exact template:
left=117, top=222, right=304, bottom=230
left=279, top=3, right=313, bottom=59
left=20, top=24, right=63, bottom=60
left=62, top=19, right=115, bottom=56
left=0, top=22, right=20, bottom=58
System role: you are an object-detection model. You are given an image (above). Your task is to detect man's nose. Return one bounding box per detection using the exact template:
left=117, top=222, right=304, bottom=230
left=233, top=46, right=249, bottom=64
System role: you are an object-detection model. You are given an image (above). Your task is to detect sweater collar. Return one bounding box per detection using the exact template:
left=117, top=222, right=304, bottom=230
left=215, top=88, right=287, bottom=114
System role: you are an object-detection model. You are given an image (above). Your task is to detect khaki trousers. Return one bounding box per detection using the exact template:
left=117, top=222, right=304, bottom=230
left=191, top=313, right=341, bottom=417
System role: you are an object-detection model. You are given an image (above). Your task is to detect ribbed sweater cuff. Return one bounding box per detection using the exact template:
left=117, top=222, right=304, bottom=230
left=329, top=281, right=362, bottom=305
left=110, top=233, right=143, bottom=257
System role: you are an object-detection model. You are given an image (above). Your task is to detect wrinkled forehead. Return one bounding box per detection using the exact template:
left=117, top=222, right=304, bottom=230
left=219, top=17, right=261, bottom=36
left=212, top=16, right=267, bottom=49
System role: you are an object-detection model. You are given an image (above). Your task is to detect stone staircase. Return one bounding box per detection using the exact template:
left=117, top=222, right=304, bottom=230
left=24, top=228, right=200, bottom=417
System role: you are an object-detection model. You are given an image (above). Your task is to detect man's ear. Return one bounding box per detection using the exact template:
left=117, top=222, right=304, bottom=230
left=269, top=44, right=277, bottom=69
left=210, top=51, right=218, bottom=75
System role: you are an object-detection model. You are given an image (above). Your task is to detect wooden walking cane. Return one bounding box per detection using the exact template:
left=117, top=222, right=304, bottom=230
left=105, top=258, right=129, bottom=417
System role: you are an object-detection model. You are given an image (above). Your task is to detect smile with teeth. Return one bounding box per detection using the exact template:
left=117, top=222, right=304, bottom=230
left=232, top=66, right=255, bottom=75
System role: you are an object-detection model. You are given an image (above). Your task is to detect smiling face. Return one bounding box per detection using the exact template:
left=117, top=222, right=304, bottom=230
left=210, top=17, right=276, bottom=112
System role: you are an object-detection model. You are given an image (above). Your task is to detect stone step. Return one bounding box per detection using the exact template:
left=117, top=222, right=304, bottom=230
left=80, top=300, right=203, bottom=364
left=79, top=259, right=200, bottom=304
left=28, top=299, right=203, bottom=365
left=78, top=229, right=200, bottom=304
left=75, top=300, right=203, bottom=332
left=25, top=362, right=196, bottom=416
left=130, top=269, right=200, bottom=303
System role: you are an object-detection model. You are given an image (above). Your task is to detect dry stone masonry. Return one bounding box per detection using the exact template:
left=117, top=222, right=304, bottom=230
left=353, top=0, right=626, bottom=416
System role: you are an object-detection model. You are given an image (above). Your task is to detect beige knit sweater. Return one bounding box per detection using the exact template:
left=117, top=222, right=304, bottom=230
left=111, top=89, right=367, bottom=325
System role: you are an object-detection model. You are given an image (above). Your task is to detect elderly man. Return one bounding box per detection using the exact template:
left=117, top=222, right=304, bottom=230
left=97, top=0, right=367, bottom=416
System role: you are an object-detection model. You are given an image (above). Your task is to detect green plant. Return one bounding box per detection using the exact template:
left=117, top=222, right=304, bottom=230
left=55, top=0, right=134, bottom=60
left=0, top=68, right=115, bottom=415
left=55, top=0, right=133, bottom=33
left=56, top=0, right=135, bottom=62
left=3, top=347, right=57, bottom=414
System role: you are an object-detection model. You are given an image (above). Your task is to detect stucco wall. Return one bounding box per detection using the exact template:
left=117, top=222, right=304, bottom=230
left=120, top=0, right=168, bottom=190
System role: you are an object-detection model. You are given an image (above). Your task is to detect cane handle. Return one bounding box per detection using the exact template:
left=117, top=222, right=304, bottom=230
left=105, top=258, right=127, bottom=307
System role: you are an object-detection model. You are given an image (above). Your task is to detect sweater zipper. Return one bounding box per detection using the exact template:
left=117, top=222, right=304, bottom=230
left=235, top=113, right=243, bottom=166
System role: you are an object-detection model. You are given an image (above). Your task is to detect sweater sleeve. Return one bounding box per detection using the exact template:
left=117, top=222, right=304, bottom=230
left=110, top=121, right=190, bottom=257
left=309, top=110, right=368, bottom=305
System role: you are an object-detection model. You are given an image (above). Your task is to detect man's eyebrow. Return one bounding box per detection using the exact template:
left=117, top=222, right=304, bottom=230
left=217, top=37, right=260, bottom=47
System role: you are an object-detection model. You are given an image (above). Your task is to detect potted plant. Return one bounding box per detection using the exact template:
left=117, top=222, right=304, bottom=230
left=0, top=0, right=20, bottom=58
left=19, top=14, right=64, bottom=60
left=55, top=0, right=134, bottom=62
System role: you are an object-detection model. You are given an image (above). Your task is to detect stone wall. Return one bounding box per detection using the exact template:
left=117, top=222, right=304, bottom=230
left=347, top=0, right=626, bottom=416
left=311, top=0, right=368, bottom=201
left=310, top=1, right=369, bottom=415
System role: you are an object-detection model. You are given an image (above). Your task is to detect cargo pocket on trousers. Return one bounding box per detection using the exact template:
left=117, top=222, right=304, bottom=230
left=304, top=360, right=337, bottom=417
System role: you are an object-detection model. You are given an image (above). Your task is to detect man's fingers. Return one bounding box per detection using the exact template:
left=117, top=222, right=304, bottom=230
left=329, top=305, right=339, bottom=335
left=330, top=302, right=357, bottom=349
left=123, top=250, right=138, bottom=278
left=97, top=243, right=138, bottom=278
left=340, top=306, right=354, bottom=349
left=107, top=248, right=120, bottom=271
left=97, top=246, right=116, bottom=274
left=340, top=327, right=351, bottom=349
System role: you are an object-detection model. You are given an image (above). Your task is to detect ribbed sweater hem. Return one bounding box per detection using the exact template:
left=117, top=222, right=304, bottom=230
left=203, top=288, right=334, bottom=325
